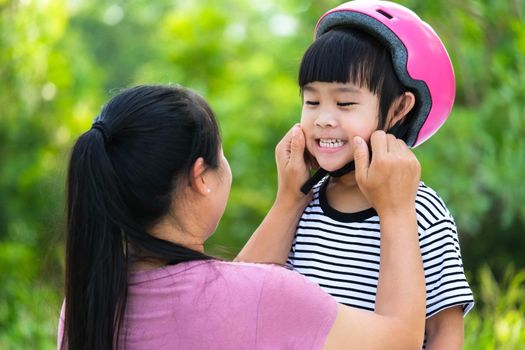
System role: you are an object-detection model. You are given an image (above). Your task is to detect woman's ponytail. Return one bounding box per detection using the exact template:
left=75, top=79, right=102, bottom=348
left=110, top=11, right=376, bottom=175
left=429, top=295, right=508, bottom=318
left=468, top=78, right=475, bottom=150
left=63, top=127, right=128, bottom=350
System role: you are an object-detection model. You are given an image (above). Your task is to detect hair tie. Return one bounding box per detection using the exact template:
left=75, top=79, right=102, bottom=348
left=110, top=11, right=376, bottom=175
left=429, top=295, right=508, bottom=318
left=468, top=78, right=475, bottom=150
left=91, top=121, right=111, bottom=143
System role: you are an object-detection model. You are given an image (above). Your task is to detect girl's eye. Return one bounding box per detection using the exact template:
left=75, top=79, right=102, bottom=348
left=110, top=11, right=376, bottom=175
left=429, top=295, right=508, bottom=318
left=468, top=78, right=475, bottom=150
left=337, top=102, right=356, bottom=107
left=305, top=101, right=319, bottom=106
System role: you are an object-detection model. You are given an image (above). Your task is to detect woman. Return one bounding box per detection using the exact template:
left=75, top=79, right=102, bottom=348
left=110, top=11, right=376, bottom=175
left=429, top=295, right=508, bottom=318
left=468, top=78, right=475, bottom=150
left=59, top=84, right=425, bottom=349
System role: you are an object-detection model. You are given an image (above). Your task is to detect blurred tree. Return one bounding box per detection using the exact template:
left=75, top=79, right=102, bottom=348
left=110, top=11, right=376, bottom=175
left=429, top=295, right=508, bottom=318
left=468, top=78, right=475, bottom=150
left=0, top=0, right=103, bottom=347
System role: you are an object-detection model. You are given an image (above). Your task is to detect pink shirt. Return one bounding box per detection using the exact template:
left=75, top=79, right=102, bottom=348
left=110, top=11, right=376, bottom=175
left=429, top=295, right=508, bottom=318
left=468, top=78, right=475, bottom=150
left=58, top=260, right=337, bottom=349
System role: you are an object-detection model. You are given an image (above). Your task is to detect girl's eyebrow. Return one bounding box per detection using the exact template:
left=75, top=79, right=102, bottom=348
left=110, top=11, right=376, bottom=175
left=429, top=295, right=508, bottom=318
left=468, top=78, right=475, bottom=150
left=302, top=86, right=318, bottom=93
left=330, top=86, right=362, bottom=94
left=302, top=85, right=361, bottom=94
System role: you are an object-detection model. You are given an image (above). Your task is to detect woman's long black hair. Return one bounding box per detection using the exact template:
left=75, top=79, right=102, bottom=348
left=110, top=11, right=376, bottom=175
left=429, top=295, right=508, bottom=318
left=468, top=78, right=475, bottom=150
left=62, top=85, right=220, bottom=349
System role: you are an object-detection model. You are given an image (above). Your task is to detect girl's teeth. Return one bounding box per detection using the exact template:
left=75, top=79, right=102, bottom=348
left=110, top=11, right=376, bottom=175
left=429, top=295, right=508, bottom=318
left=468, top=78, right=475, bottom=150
left=319, top=139, right=345, bottom=148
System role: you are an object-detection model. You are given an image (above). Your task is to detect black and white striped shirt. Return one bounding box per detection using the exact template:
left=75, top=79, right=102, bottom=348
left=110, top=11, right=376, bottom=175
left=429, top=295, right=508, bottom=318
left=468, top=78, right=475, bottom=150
left=287, top=179, right=474, bottom=320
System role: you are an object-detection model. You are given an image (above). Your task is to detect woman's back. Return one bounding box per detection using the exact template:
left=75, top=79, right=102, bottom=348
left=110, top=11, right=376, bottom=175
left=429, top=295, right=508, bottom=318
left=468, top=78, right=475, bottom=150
left=121, top=260, right=337, bottom=349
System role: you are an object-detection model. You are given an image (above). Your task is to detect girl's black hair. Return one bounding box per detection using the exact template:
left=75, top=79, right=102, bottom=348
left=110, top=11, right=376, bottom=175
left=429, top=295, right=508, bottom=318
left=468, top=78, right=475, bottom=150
left=299, top=27, right=411, bottom=129
left=62, top=85, right=219, bottom=350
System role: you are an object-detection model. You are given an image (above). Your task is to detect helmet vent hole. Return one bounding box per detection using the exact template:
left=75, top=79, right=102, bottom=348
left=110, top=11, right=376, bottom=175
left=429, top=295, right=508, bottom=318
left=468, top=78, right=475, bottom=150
left=376, top=9, right=393, bottom=19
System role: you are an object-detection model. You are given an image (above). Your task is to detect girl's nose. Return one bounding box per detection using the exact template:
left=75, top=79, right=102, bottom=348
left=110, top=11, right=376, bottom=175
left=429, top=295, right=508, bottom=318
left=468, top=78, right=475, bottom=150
left=314, top=109, right=337, bottom=128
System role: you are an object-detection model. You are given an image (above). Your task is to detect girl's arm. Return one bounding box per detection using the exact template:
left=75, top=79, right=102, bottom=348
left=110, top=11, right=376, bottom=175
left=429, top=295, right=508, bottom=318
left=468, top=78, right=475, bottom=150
left=324, top=132, right=426, bottom=349
left=235, top=124, right=311, bottom=264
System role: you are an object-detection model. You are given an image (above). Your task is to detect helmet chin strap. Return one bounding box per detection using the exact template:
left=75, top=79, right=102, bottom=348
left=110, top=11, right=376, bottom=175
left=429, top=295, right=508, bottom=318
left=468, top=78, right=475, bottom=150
left=300, top=122, right=410, bottom=194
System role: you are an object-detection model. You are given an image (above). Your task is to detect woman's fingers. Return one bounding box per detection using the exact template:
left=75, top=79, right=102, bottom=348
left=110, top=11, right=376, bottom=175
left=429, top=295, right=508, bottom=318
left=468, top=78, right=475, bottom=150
left=353, top=136, right=370, bottom=185
left=357, top=130, right=420, bottom=216
left=275, top=125, right=295, bottom=161
left=386, top=133, right=401, bottom=153
left=370, top=130, right=387, bottom=158
left=289, top=124, right=306, bottom=167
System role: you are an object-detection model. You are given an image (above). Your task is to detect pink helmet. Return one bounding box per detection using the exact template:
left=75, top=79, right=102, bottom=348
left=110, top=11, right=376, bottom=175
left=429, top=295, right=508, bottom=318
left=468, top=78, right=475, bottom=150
left=315, top=0, right=455, bottom=147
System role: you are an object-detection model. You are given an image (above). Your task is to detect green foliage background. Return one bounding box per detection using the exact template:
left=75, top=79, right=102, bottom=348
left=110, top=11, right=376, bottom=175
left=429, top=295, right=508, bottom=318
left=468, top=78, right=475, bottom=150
left=0, top=0, right=524, bottom=348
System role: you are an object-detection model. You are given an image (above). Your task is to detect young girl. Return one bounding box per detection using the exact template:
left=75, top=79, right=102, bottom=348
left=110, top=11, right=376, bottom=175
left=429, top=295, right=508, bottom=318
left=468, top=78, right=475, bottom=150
left=239, top=1, right=474, bottom=349
left=59, top=84, right=426, bottom=349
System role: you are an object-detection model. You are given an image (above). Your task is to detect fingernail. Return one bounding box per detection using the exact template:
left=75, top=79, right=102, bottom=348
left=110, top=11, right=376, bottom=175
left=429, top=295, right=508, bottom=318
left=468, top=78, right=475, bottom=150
left=353, top=136, right=362, bottom=145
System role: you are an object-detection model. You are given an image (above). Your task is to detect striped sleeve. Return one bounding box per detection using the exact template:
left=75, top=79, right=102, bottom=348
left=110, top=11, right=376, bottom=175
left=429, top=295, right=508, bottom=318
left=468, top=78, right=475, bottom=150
left=417, top=184, right=475, bottom=318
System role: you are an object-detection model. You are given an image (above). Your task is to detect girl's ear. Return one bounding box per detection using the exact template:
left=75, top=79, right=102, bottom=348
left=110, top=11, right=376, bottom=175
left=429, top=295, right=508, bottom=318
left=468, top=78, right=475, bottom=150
left=388, top=91, right=416, bottom=128
left=189, top=157, right=210, bottom=196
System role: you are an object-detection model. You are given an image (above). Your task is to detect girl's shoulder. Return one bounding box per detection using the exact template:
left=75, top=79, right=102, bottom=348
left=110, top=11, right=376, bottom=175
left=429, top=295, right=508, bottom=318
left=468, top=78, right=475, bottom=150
left=416, top=182, right=451, bottom=216
left=415, top=182, right=457, bottom=232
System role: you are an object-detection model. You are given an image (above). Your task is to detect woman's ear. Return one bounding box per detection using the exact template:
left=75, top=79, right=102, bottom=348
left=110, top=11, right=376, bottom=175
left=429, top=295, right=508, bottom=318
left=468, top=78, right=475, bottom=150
left=388, top=91, right=416, bottom=128
left=189, top=157, right=210, bottom=196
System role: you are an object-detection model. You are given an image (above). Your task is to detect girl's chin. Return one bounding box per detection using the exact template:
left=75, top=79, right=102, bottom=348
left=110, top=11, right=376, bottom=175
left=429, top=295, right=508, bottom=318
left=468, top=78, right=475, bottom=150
left=308, top=148, right=353, bottom=172
left=316, top=160, right=353, bottom=172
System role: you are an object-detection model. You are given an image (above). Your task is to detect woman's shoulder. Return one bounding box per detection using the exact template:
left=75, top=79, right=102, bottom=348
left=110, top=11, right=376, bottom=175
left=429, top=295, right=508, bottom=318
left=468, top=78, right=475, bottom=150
left=213, top=260, right=309, bottom=285
left=126, top=260, right=337, bottom=348
left=129, top=259, right=305, bottom=288
left=212, top=261, right=332, bottom=299
left=129, top=259, right=335, bottom=308
left=202, top=263, right=337, bottom=349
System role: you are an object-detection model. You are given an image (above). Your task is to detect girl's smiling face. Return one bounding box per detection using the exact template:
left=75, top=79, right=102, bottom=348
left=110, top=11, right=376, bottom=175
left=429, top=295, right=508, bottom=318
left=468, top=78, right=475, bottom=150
left=300, top=81, right=380, bottom=172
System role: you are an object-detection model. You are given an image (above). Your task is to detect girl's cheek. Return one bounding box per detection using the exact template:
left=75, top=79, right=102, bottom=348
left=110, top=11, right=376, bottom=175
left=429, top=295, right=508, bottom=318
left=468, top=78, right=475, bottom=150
left=300, top=108, right=316, bottom=124
left=299, top=113, right=308, bottom=127
left=299, top=108, right=307, bottom=122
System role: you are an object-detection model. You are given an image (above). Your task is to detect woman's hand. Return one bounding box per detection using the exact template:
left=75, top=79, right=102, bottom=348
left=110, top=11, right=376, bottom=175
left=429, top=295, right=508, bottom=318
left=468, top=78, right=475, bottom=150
left=353, top=130, right=421, bottom=217
left=275, top=124, right=312, bottom=208
left=235, top=124, right=313, bottom=264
